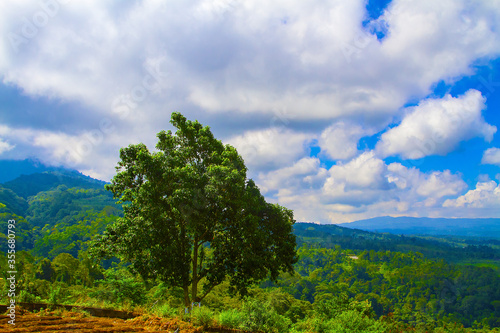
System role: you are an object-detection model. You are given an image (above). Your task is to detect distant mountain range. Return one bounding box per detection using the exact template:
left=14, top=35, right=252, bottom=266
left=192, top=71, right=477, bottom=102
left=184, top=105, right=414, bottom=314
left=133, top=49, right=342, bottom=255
left=338, top=216, right=500, bottom=239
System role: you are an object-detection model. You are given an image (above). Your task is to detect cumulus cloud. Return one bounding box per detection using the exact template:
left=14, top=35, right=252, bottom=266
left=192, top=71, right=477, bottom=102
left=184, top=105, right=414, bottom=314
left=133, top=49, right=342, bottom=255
left=376, top=90, right=496, bottom=159
left=256, top=151, right=468, bottom=222
left=325, top=151, right=387, bottom=189
left=372, top=0, right=500, bottom=99
left=482, top=147, right=500, bottom=166
left=0, top=138, right=14, bottom=154
left=225, top=127, right=311, bottom=171
left=318, top=121, right=367, bottom=160
left=321, top=152, right=389, bottom=207
left=258, top=157, right=327, bottom=194
left=444, top=181, right=500, bottom=209
left=0, top=1, right=498, bottom=132
left=1, top=0, right=499, bottom=124
left=387, top=163, right=467, bottom=199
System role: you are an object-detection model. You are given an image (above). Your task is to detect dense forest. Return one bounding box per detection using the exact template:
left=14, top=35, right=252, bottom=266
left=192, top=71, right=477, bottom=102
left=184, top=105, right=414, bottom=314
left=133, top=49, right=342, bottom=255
left=1, top=170, right=500, bottom=332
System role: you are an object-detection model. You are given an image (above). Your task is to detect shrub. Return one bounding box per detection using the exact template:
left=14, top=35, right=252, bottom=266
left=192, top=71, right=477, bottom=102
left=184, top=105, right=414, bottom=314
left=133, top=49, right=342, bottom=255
left=240, top=299, right=292, bottom=333
left=49, top=286, right=61, bottom=305
left=155, top=302, right=178, bottom=318
left=218, top=309, right=245, bottom=329
left=148, top=283, right=184, bottom=307
left=26, top=279, right=52, bottom=300
left=191, top=306, right=215, bottom=328
left=89, top=268, right=146, bottom=305
left=327, top=310, right=387, bottom=333
left=18, top=290, right=37, bottom=303
left=309, top=293, right=385, bottom=333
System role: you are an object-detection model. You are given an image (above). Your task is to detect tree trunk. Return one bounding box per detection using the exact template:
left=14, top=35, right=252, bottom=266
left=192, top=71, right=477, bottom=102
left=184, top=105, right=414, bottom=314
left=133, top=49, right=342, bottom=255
left=191, top=240, right=199, bottom=303
left=183, top=284, right=190, bottom=308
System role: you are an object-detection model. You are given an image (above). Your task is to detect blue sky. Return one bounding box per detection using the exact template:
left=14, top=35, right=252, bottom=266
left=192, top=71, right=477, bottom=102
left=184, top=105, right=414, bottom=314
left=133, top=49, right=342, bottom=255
left=1, top=0, right=500, bottom=223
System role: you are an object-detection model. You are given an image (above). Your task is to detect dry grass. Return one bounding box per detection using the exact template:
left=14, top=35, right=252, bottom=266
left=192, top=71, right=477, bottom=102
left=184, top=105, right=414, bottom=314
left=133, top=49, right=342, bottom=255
left=0, top=308, right=202, bottom=333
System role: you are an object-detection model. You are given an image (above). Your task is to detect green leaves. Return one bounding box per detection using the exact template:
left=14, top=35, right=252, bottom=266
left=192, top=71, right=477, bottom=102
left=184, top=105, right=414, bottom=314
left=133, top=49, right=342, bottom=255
left=92, top=112, right=297, bottom=307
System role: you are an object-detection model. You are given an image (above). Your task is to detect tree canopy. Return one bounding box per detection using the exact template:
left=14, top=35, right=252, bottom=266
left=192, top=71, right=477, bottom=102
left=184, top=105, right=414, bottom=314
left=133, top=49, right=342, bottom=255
left=91, top=112, right=297, bottom=307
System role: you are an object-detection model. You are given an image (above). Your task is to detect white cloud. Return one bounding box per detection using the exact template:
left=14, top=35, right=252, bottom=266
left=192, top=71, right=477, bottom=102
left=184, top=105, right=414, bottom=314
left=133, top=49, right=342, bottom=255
left=1, top=0, right=499, bottom=125
left=0, top=123, right=121, bottom=181
left=318, top=121, right=367, bottom=160
left=321, top=152, right=389, bottom=207
left=387, top=163, right=467, bottom=201
left=325, top=151, right=387, bottom=191
left=378, top=0, right=500, bottom=91
left=376, top=90, right=496, bottom=159
left=258, top=157, right=327, bottom=194
left=0, top=138, right=14, bottom=154
left=225, top=127, right=311, bottom=171
left=482, top=147, right=500, bottom=166
left=255, top=151, right=469, bottom=223
left=443, top=181, right=500, bottom=209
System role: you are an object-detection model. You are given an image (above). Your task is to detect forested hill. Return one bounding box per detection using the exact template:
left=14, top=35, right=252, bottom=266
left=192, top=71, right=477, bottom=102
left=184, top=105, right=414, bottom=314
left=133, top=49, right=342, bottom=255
left=0, top=170, right=120, bottom=258
left=293, top=223, right=500, bottom=268
left=2, top=169, right=107, bottom=199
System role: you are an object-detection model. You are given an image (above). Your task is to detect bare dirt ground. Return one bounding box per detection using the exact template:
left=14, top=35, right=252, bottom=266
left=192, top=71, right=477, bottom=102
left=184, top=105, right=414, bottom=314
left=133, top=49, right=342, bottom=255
left=0, top=308, right=207, bottom=333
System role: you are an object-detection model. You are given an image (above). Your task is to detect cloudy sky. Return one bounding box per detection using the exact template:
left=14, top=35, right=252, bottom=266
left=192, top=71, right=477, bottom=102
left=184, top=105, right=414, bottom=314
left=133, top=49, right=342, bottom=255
left=1, top=0, right=500, bottom=223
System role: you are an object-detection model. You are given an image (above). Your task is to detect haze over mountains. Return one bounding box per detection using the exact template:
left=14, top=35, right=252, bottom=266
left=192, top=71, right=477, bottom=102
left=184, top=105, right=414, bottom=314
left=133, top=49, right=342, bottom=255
left=338, top=216, right=500, bottom=239
left=0, top=159, right=64, bottom=183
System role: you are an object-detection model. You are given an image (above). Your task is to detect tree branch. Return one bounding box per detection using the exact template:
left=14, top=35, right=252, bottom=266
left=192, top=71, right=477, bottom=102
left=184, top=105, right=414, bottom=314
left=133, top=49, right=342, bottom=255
left=198, top=282, right=218, bottom=303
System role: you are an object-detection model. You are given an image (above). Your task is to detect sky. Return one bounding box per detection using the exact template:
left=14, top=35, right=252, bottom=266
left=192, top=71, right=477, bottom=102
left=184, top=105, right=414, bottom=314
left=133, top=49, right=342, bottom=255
left=1, top=0, right=500, bottom=223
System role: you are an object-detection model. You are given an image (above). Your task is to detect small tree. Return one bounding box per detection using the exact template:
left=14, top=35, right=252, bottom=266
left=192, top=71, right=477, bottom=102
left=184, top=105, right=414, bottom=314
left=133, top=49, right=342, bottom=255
left=52, top=253, right=79, bottom=284
left=91, top=112, right=297, bottom=307
left=35, top=258, right=54, bottom=281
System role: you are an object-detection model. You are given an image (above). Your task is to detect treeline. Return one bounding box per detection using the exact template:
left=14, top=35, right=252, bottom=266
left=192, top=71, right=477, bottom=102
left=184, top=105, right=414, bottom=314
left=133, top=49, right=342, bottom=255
left=294, top=223, right=500, bottom=265
left=268, top=246, right=500, bottom=329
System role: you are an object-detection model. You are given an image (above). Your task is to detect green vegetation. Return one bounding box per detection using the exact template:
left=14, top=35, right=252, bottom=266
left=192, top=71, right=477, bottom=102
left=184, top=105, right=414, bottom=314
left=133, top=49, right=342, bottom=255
left=0, top=113, right=499, bottom=332
left=91, top=112, right=297, bottom=307
left=2, top=170, right=106, bottom=199
left=293, top=223, right=500, bottom=270
left=1, top=246, right=499, bottom=332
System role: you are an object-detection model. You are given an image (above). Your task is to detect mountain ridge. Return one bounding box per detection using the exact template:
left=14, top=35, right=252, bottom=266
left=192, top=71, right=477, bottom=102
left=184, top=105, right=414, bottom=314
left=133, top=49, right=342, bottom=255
left=1, top=169, right=107, bottom=199
left=337, top=216, right=500, bottom=238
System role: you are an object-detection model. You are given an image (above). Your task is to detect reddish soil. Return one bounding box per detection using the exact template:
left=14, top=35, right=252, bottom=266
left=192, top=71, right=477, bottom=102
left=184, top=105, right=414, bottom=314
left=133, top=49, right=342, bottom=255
left=0, top=309, right=204, bottom=333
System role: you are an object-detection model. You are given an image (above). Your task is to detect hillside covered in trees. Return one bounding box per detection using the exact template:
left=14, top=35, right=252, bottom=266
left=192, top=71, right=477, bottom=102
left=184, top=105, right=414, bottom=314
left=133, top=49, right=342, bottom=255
left=1, top=169, right=500, bottom=332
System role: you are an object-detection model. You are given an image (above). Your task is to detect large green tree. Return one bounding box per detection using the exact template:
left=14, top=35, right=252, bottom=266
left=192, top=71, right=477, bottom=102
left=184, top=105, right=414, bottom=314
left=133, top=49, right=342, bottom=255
left=91, top=112, right=297, bottom=307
